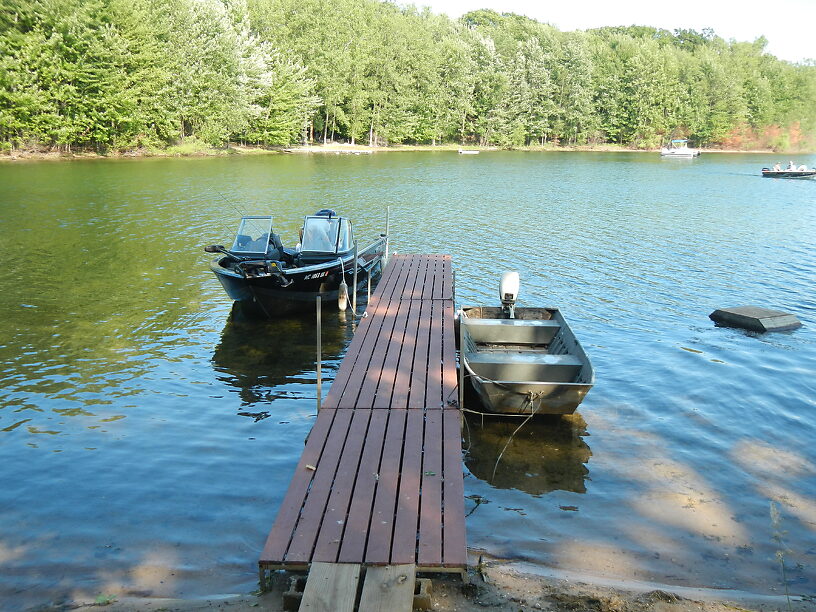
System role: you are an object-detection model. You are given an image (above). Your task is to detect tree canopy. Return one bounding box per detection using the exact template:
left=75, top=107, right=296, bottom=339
left=1, top=0, right=813, bottom=151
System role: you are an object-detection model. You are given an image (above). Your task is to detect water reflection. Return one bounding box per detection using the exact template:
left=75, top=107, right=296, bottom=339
left=464, top=412, right=592, bottom=495
left=211, top=302, right=348, bottom=416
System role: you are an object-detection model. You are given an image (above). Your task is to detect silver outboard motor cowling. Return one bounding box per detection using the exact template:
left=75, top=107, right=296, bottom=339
left=499, top=271, right=520, bottom=318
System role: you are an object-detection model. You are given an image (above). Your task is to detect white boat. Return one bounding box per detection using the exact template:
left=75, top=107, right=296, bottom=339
left=660, top=139, right=700, bottom=157
left=459, top=272, right=595, bottom=415
left=458, top=149, right=479, bottom=155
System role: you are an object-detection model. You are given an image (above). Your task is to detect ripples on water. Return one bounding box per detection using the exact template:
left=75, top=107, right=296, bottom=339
left=0, top=152, right=814, bottom=609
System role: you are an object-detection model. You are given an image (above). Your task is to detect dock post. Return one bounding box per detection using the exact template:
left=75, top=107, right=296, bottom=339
left=316, top=295, right=322, bottom=411
left=384, top=206, right=390, bottom=267
left=458, top=309, right=464, bottom=412
left=352, top=241, right=358, bottom=315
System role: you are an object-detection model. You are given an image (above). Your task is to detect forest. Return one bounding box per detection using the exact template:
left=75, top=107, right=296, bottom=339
left=1, top=0, right=815, bottom=152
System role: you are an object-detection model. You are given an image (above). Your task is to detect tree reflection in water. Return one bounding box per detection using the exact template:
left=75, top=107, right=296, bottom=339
left=211, top=302, right=349, bottom=418
left=463, top=411, right=592, bottom=495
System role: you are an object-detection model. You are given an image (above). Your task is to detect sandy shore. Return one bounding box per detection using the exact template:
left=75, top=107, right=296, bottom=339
left=65, top=560, right=814, bottom=612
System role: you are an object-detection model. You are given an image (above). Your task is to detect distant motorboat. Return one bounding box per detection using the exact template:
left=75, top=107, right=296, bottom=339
left=761, top=167, right=816, bottom=179
left=458, top=149, right=479, bottom=155
left=660, top=139, right=700, bottom=157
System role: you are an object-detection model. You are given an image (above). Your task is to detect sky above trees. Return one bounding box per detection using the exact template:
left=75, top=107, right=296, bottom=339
left=414, top=0, right=816, bottom=64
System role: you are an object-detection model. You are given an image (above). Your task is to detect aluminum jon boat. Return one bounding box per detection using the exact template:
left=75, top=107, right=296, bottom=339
left=459, top=272, right=594, bottom=415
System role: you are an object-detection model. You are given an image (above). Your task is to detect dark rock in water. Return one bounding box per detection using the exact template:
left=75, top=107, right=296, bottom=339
left=709, top=306, right=802, bottom=332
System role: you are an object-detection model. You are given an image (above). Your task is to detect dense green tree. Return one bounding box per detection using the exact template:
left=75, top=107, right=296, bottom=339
left=1, top=0, right=814, bottom=151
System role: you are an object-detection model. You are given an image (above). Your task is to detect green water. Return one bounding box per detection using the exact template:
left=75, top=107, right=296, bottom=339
left=1, top=152, right=815, bottom=608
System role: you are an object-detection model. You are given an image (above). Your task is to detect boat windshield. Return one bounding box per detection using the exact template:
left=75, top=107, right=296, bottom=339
left=301, top=216, right=353, bottom=254
left=231, top=216, right=274, bottom=254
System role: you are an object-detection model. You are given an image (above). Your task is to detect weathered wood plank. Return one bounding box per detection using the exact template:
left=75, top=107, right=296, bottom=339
left=366, top=409, right=407, bottom=563
left=425, top=299, right=445, bottom=409
left=441, top=255, right=453, bottom=301
left=324, top=310, right=379, bottom=408
left=338, top=410, right=389, bottom=563
left=259, top=411, right=336, bottom=565
left=391, top=410, right=424, bottom=563
left=442, top=410, right=467, bottom=566
left=418, top=410, right=443, bottom=565
left=355, top=308, right=401, bottom=409
left=390, top=299, right=421, bottom=408
left=373, top=302, right=412, bottom=408
left=368, top=255, right=409, bottom=309
left=299, top=562, right=361, bottom=612
left=407, top=299, right=432, bottom=410
left=286, top=410, right=354, bottom=563
left=328, top=304, right=391, bottom=409
left=312, top=409, right=371, bottom=562
left=441, top=300, right=459, bottom=409
left=358, top=564, right=417, bottom=611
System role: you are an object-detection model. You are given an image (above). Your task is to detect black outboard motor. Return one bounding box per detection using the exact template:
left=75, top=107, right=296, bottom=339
left=315, top=209, right=336, bottom=218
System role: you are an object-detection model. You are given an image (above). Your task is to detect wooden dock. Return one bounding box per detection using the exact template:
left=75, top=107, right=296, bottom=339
left=259, top=254, right=466, bottom=610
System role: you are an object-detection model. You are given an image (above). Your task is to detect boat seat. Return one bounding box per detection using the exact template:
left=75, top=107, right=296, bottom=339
left=466, top=351, right=583, bottom=383
left=464, top=318, right=560, bottom=345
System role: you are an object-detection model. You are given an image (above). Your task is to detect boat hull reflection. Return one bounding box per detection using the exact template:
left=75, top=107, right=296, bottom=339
left=211, top=303, right=348, bottom=416
left=464, top=411, right=591, bottom=495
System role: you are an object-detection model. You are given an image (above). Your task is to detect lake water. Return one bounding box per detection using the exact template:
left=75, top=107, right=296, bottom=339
left=1, top=151, right=815, bottom=609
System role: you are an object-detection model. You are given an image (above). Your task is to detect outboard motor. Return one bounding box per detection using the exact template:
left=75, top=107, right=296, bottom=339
left=499, top=271, right=520, bottom=318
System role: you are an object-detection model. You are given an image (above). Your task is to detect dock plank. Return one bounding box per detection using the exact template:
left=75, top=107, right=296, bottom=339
left=286, top=410, right=354, bottom=563
left=260, top=254, right=465, bottom=577
left=441, top=300, right=459, bottom=409
left=299, top=562, right=361, bottom=612
left=408, top=299, right=432, bottom=410
left=418, top=410, right=443, bottom=565
left=259, top=410, right=336, bottom=564
left=358, top=564, right=417, bottom=611
left=442, top=410, right=467, bottom=566
left=365, top=409, right=407, bottom=563
left=338, top=410, right=388, bottom=563
left=312, top=409, right=371, bottom=562
left=391, top=410, right=424, bottom=564
left=391, top=299, right=422, bottom=408
left=425, top=299, right=445, bottom=410
left=373, top=300, right=413, bottom=408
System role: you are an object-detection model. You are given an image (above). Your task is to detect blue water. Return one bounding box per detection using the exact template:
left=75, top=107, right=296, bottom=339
left=1, top=152, right=815, bottom=609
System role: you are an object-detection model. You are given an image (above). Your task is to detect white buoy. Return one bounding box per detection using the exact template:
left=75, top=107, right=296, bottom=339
left=337, top=257, right=348, bottom=311
left=338, top=280, right=348, bottom=311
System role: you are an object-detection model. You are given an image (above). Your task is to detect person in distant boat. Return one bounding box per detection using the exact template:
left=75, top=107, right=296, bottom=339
left=773, top=162, right=781, bottom=171
left=787, top=160, right=797, bottom=170
left=798, top=164, right=807, bottom=171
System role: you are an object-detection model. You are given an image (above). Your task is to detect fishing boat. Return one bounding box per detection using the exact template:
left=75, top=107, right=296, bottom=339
left=660, top=139, right=700, bottom=157
left=458, top=149, right=479, bottom=155
left=761, top=167, right=816, bottom=179
left=205, top=210, right=387, bottom=317
left=459, top=272, right=594, bottom=415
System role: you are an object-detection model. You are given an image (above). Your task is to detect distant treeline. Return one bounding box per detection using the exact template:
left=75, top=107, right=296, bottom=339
left=1, top=0, right=815, bottom=152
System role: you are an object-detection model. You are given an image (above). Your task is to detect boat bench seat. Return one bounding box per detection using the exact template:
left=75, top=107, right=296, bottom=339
left=464, top=318, right=560, bottom=345
left=466, top=352, right=583, bottom=383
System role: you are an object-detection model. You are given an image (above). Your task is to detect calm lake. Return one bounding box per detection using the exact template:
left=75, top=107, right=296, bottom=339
left=1, top=151, right=815, bottom=609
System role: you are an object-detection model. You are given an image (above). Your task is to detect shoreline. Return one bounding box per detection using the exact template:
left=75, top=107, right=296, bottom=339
left=64, top=560, right=815, bottom=612
left=1, top=141, right=808, bottom=162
